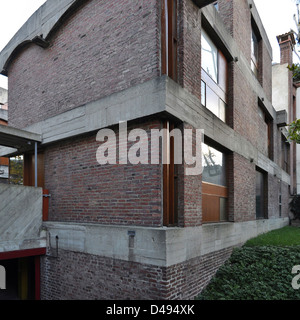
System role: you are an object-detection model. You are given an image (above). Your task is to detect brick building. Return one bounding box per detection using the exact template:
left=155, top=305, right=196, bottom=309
left=0, top=0, right=293, bottom=299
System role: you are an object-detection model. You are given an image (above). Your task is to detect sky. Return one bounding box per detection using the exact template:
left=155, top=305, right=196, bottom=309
left=0, top=0, right=299, bottom=90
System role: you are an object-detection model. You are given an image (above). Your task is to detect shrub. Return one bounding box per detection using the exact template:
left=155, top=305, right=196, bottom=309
left=290, top=195, right=300, bottom=220
left=196, top=246, right=300, bottom=300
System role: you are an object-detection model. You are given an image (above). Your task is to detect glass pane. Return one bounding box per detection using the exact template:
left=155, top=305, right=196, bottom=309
left=251, top=60, right=258, bottom=77
left=202, top=143, right=226, bottom=187
left=201, top=30, right=218, bottom=82
left=251, top=30, right=258, bottom=61
left=256, top=170, right=265, bottom=219
left=206, top=86, right=219, bottom=118
left=220, top=197, right=228, bottom=221
left=201, top=81, right=206, bottom=106
left=219, top=99, right=226, bottom=122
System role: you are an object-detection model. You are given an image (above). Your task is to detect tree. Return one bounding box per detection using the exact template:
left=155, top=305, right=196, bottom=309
left=286, top=64, right=300, bottom=143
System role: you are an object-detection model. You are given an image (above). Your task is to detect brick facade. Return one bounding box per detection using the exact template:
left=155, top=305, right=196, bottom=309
left=8, top=0, right=160, bottom=129
left=1, top=0, right=292, bottom=300
left=44, top=119, right=163, bottom=226
left=41, top=246, right=233, bottom=300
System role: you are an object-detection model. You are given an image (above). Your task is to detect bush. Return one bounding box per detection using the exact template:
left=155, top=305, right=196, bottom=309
left=290, top=195, right=300, bottom=220
left=196, top=246, right=300, bottom=300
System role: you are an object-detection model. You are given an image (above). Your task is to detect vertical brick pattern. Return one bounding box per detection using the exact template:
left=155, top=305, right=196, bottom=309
left=177, top=0, right=202, bottom=101
left=44, top=119, right=163, bottom=227
left=40, top=247, right=233, bottom=300
left=232, top=153, right=256, bottom=222
left=8, top=0, right=160, bottom=129
left=177, top=122, right=202, bottom=227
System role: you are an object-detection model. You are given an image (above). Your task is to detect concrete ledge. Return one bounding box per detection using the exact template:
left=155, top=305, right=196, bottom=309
left=43, top=218, right=289, bottom=267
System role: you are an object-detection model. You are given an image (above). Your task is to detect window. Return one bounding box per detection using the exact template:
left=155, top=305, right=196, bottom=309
left=256, top=169, right=267, bottom=219
left=201, top=30, right=228, bottom=123
left=281, top=134, right=290, bottom=174
left=202, top=143, right=228, bottom=222
left=213, top=1, right=219, bottom=11
left=251, top=30, right=259, bottom=77
left=258, top=103, right=273, bottom=160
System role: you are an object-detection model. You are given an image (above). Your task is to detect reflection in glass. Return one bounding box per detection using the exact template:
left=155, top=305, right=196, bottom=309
left=201, top=81, right=206, bottom=106
left=202, top=144, right=226, bottom=187
left=201, top=30, right=218, bottom=83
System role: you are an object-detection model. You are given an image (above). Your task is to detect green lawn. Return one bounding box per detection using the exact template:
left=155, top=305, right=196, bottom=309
left=196, top=226, right=300, bottom=300
left=244, top=226, right=300, bottom=247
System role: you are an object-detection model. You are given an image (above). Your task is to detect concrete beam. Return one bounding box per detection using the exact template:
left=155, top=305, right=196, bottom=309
left=43, top=218, right=288, bottom=267
left=276, top=110, right=288, bottom=127
left=8, top=76, right=288, bottom=183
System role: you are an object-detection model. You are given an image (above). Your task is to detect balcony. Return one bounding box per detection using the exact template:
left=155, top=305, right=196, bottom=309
left=0, top=124, right=46, bottom=255
left=0, top=183, right=46, bottom=253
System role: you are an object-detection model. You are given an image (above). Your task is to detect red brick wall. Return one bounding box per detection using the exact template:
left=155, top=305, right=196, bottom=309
left=177, top=122, right=202, bottom=227
left=7, top=0, right=160, bottom=129
left=44, top=119, right=163, bottom=226
left=177, top=0, right=202, bottom=101
left=40, top=247, right=233, bottom=300
left=231, top=153, right=256, bottom=222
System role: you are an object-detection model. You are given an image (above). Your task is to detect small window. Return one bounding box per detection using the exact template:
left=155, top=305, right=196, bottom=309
left=251, top=23, right=261, bottom=79
left=281, top=134, right=290, bottom=174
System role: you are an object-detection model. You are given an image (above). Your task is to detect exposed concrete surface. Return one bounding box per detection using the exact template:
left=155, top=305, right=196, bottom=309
left=43, top=218, right=289, bottom=267
left=0, top=0, right=77, bottom=74
left=272, top=63, right=289, bottom=119
left=0, top=184, right=46, bottom=252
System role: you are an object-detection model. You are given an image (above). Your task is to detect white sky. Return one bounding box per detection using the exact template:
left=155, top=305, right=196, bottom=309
left=0, top=0, right=298, bottom=90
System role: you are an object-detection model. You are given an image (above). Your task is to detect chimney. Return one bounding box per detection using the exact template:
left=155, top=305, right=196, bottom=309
left=276, top=31, right=296, bottom=65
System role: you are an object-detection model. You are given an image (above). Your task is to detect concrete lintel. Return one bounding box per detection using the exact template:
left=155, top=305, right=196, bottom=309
left=0, top=124, right=42, bottom=156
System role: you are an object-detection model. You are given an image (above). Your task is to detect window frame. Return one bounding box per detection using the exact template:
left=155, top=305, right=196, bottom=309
left=201, top=29, right=228, bottom=123
left=202, top=142, right=229, bottom=223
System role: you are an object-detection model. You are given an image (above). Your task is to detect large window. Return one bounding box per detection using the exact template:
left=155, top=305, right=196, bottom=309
left=202, top=143, right=228, bottom=222
left=201, top=30, right=228, bottom=123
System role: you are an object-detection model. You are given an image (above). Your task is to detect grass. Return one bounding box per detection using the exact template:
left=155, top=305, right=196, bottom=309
left=244, top=226, right=300, bottom=247
left=196, top=226, right=300, bottom=300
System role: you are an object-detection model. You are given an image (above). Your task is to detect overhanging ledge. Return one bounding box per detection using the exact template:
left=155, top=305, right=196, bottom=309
left=192, top=0, right=217, bottom=8
left=0, top=124, right=42, bottom=156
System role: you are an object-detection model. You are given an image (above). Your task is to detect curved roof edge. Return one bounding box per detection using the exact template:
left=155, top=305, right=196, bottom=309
left=0, top=0, right=78, bottom=76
